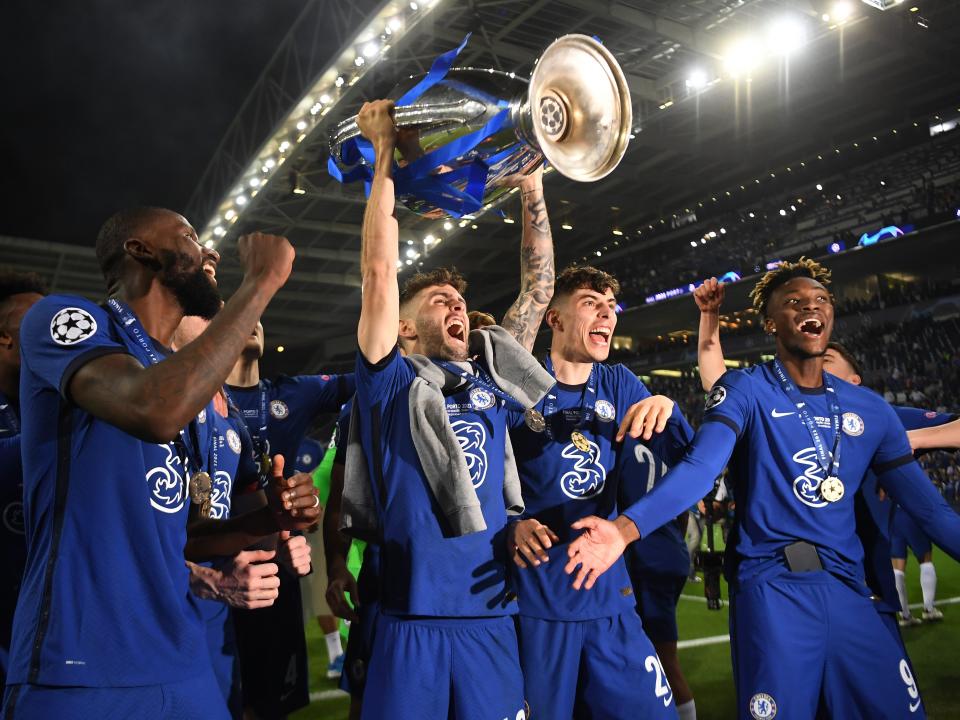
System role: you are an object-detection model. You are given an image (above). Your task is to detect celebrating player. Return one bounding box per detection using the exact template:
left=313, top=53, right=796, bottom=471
left=0, top=271, right=47, bottom=694
left=225, top=319, right=353, bottom=715
left=565, top=258, right=960, bottom=719
left=2, top=208, right=319, bottom=719
left=508, top=265, right=691, bottom=719
left=350, top=98, right=552, bottom=720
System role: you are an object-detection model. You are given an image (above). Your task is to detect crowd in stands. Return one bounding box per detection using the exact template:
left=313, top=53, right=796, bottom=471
left=600, top=126, right=960, bottom=309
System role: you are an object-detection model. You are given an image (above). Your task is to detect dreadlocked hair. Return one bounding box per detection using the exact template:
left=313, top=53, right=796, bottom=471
left=749, top=257, right=832, bottom=317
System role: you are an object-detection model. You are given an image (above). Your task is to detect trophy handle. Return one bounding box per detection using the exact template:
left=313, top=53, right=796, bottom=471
left=330, top=99, right=488, bottom=152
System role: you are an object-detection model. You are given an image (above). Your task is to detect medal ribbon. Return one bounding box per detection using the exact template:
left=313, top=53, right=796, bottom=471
left=0, top=391, right=20, bottom=434
left=433, top=360, right=527, bottom=412
left=541, top=356, right=598, bottom=442
left=771, top=358, right=842, bottom=480
left=104, top=299, right=206, bottom=475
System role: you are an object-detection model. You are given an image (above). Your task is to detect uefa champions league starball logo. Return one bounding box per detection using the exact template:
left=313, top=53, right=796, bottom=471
left=50, top=307, right=97, bottom=346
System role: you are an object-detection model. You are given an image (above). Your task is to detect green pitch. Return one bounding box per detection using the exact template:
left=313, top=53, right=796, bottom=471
left=294, top=554, right=960, bottom=719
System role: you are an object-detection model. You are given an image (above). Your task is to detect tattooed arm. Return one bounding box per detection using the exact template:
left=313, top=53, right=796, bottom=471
left=500, top=166, right=555, bottom=352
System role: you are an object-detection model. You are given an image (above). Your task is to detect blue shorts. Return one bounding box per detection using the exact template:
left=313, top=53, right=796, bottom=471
left=517, top=612, right=677, bottom=720
left=2, top=671, right=231, bottom=720
left=633, top=574, right=687, bottom=643
left=361, top=615, right=525, bottom=720
left=730, top=571, right=926, bottom=719
left=890, top=509, right=932, bottom=560
left=202, top=601, right=242, bottom=719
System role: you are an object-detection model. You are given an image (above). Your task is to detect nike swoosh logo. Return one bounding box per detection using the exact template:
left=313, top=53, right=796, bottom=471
left=910, top=699, right=921, bottom=713
left=771, top=410, right=795, bottom=418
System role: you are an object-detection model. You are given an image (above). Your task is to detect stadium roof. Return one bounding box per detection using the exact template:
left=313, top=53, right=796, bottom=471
left=3, top=0, right=960, bottom=375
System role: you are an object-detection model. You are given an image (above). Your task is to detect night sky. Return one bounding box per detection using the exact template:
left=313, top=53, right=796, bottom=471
left=0, top=0, right=310, bottom=245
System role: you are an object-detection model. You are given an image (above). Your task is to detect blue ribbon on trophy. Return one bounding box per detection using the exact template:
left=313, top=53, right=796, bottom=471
left=327, top=33, right=635, bottom=219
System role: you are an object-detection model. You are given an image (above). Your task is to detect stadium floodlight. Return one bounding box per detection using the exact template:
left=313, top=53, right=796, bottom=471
left=561, top=223, right=573, bottom=230
left=723, top=38, right=761, bottom=78
left=832, top=2, right=854, bottom=23
left=766, top=17, right=807, bottom=55
left=816, top=183, right=823, bottom=190
left=690, top=241, right=698, bottom=248
left=196, top=0, right=445, bottom=248
left=235, top=195, right=248, bottom=206
left=685, top=69, right=708, bottom=90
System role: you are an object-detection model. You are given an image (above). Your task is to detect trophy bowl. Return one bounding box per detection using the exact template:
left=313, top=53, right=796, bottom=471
left=329, top=34, right=632, bottom=218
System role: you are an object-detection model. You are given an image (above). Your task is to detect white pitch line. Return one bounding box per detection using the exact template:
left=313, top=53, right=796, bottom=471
left=310, top=688, right=349, bottom=702
left=908, top=595, right=960, bottom=610
left=678, top=634, right=730, bottom=650
left=673, top=596, right=960, bottom=652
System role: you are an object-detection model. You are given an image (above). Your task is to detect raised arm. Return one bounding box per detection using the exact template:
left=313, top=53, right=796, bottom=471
left=908, top=417, right=960, bottom=452
left=694, top=277, right=726, bottom=391
left=68, top=233, right=294, bottom=443
left=356, top=100, right=401, bottom=364
left=499, top=166, right=554, bottom=352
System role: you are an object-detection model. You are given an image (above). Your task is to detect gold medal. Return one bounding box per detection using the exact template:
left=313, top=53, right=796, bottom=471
left=524, top=408, right=546, bottom=433
left=820, top=476, right=845, bottom=503
left=570, top=430, right=590, bottom=452
left=189, top=471, right=213, bottom=518
left=189, top=471, right=212, bottom=503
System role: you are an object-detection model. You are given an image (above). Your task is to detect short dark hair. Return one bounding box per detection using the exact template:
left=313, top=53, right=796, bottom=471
left=827, top=341, right=863, bottom=377
left=749, top=256, right=832, bottom=317
left=550, top=265, right=620, bottom=307
left=468, top=310, right=496, bottom=330
left=399, top=267, right=467, bottom=308
left=0, top=269, right=48, bottom=329
left=95, top=207, right=168, bottom=290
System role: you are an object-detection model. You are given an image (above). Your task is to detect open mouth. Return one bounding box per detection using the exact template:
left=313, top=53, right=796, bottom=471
left=446, top=318, right=466, bottom=343
left=797, top=317, right=824, bottom=337
left=588, top=327, right=611, bottom=346
left=202, top=263, right=217, bottom=281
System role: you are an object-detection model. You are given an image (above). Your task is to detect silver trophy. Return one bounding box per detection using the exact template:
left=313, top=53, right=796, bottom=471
left=329, top=34, right=632, bottom=218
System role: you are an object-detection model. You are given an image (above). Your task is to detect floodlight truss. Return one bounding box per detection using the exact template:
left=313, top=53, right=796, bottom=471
left=187, top=0, right=448, bottom=250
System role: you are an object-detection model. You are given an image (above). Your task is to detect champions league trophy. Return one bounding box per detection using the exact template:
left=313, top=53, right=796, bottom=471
left=328, top=34, right=632, bottom=218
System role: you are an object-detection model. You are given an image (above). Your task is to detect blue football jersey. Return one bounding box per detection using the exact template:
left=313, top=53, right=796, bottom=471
left=207, top=404, right=260, bottom=520
left=9, top=295, right=212, bottom=687
left=354, top=347, right=518, bottom=617
left=619, top=422, right=695, bottom=579
left=509, top=363, right=689, bottom=619
left=294, top=437, right=325, bottom=475
left=226, top=373, right=354, bottom=478
left=0, top=392, right=23, bottom=681
left=698, top=362, right=916, bottom=588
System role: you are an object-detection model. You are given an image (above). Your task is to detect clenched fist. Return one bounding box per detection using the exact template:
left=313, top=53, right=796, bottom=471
left=237, top=231, right=295, bottom=292
left=693, top=277, right=725, bottom=314
left=357, top=99, right=398, bottom=148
